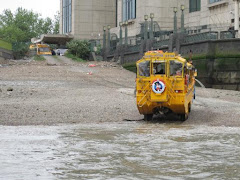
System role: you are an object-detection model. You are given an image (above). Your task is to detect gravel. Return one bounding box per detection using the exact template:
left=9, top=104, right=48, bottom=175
left=0, top=56, right=239, bottom=126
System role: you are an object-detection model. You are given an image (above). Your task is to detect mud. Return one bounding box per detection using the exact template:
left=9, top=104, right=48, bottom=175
left=0, top=56, right=240, bottom=126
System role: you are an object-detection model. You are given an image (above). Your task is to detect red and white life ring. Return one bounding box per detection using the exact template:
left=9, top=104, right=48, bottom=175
left=152, top=80, right=166, bottom=94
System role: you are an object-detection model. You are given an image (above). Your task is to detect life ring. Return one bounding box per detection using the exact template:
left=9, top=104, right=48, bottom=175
left=152, top=80, right=165, bottom=94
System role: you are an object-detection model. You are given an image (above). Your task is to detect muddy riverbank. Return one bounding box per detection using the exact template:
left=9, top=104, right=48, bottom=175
left=0, top=57, right=240, bottom=126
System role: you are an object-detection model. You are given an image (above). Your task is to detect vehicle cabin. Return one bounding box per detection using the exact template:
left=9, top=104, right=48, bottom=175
left=136, top=51, right=197, bottom=121
left=29, top=44, right=52, bottom=56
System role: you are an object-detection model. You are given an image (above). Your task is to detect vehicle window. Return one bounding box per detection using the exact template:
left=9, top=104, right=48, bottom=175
left=170, top=60, right=183, bottom=76
left=138, top=61, right=150, bottom=77
left=153, top=62, right=165, bottom=75
left=39, top=47, right=50, bottom=52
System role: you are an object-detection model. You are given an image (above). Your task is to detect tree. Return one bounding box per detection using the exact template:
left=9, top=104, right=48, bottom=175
left=0, top=8, right=60, bottom=59
left=0, top=7, right=58, bottom=43
left=53, top=12, right=60, bottom=34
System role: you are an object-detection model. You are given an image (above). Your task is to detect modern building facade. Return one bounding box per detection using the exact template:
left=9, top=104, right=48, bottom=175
left=185, top=0, right=240, bottom=34
left=60, top=0, right=117, bottom=39
left=112, top=0, right=188, bottom=37
left=60, top=0, right=240, bottom=39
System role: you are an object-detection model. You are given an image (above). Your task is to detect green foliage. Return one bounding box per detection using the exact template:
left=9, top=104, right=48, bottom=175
left=122, top=62, right=137, bottom=73
left=96, top=44, right=102, bottom=55
left=0, top=39, right=12, bottom=50
left=65, top=52, right=85, bottom=62
left=184, top=53, right=240, bottom=61
left=0, top=8, right=59, bottom=43
left=53, top=12, right=60, bottom=34
left=12, top=42, right=31, bottom=59
left=66, top=40, right=90, bottom=60
left=0, top=8, right=60, bottom=59
left=215, top=53, right=240, bottom=58
left=34, top=55, right=46, bottom=61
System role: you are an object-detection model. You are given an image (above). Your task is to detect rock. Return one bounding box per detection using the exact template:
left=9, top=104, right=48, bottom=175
left=7, top=87, right=13, bottom=91
left=46, top=63, right=57, bottom=66
left=0, top=88, right=2, bottom=92
left=116, top=57, right=121, bottom=64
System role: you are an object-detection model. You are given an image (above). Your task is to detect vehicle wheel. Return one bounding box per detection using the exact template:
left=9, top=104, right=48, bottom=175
left=188, top=104, right=191, bottom=113
left=179, top=113, right=188, bottom=121
left=144, top=114, right=153, bottom=121
left=180, top=104, right=189, bottom=121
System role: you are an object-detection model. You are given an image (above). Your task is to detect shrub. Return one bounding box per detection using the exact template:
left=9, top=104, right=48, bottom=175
left=33, top=55, right=45, bottom=61
left=65, top=52, right=85, bottom=62
left=66, top=40, right=90, bottom=60
left=12, top=42, right=30, bottom=59
left=122, top=62, right=137, bottom=73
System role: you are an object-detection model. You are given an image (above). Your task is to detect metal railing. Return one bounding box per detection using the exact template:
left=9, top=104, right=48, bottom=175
left=220, top=30, right=238, bottom=39
left=184, top=31, right=218, bottom=44
left=125, top=44, right=141, bottom=53
left=153, top=39, right=169, bottom=50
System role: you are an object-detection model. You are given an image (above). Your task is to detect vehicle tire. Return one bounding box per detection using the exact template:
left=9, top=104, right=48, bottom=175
left=179, top=113, right=188, bottom=121
left=179, top=104, right=189, bottom=121
left=144, top=114, right=153, bottom=121
left=188, top=103, right=191, bottom=113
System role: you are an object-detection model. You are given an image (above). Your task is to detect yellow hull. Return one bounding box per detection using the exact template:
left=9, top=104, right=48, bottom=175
left=136, top=51, right=196, bottom=120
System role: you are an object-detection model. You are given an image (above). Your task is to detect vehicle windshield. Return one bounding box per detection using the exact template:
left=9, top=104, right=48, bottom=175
left=153, top=61, right=165, bottom=75
left=39, top=47, right=50, bottom=52
left=138, top=61, right=150, bottom=77
left=170, top=60, right=183, bottom=76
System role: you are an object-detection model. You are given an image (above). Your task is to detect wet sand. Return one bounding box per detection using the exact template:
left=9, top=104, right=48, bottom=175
left=0, top=57, right=240, bottom=126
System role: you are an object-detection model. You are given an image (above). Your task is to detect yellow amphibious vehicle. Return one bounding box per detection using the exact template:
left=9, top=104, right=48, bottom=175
left=136, top=51, right=197, bottom=121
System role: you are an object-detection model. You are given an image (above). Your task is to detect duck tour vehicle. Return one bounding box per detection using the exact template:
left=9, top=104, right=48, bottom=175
left=136, top=51, right=197, bottom=121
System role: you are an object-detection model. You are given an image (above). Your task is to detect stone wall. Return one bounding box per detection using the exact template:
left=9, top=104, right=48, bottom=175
left=106, top=38, right=240, bottom=91
left=0, top=48, right=13, bottom=60
left=192, top=58, right=240, bottom=91
left=180, top=39, right=240, bottom=58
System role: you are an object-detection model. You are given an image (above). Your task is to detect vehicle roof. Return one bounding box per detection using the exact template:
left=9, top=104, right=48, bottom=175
left=136, top=51, right=188, bottom=65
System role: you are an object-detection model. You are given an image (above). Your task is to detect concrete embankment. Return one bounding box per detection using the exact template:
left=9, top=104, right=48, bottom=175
left=0, top=39, right=13, bottom=61
left=193, top=57, right=240, bottom=91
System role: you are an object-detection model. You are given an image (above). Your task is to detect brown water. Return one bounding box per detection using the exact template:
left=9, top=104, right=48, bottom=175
left=0, top=122, right=240, bottom=179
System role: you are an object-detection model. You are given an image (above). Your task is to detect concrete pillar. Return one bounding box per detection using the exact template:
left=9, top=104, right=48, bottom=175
left=103, top=27, right=107, bottom=60
left=234, top=0, right=240, bottom=37
left=107, top=26, right=111, bottom=50
left=181, top=5, right=185, bottom=33
left=173, top=7, right=178, bottom=34
left=119, top=23, right=123, bottom=45
left=144, top=15, right=149, bottom=40
left=124, top=21, right=128, bottom=45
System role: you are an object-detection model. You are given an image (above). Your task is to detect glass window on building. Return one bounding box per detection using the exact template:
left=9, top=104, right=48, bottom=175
left=209, top=0, right=222, bottom=3
left=189, top=0, right=201, bottom=13
left=122, top=0, right=136, bottom=21
left=63, top=0, right=72, bottom=34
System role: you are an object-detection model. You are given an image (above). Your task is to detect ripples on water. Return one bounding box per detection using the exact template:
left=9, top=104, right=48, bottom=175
left=0, top=123, right=240, bottom=180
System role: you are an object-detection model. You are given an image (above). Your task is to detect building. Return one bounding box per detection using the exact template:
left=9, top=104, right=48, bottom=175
left=112, top=0, right=188, bottom=37
left=185, top=0, right=240, bottom=35
left=59, top=0, right=117, bottom=39
left=59, top=0, right=240, bottom=39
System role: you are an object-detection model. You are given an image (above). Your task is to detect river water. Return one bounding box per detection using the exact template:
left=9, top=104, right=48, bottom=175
left=0, top=122, right=240, bottom=180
